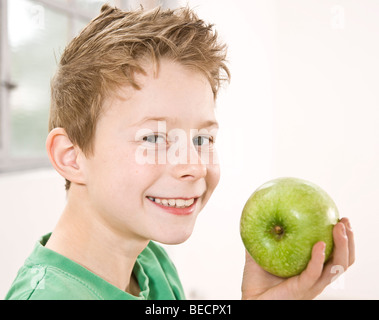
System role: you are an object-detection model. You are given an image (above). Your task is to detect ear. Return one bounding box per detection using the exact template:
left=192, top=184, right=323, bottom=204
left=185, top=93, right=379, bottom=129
left=46, top=128, right=86, bottom=186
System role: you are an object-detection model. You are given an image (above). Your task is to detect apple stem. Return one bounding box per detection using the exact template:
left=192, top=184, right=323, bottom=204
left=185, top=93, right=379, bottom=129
left=274, top=225, right=284, bottom=235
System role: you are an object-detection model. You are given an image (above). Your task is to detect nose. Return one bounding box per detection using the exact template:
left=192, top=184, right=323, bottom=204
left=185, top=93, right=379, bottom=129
left=170, top=142, right=207, bottom=181
left=173, top=162, right=207, bottom=181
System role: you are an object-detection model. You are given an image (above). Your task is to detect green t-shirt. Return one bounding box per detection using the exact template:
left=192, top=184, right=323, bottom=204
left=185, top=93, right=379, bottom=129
left=5, top=233, right=185, bottom=300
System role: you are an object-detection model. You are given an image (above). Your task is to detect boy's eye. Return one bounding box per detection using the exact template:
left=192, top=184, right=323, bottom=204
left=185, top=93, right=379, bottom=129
left=143, top=134, right=166, bottom=144
left=193, top=135, right=214, bottom=146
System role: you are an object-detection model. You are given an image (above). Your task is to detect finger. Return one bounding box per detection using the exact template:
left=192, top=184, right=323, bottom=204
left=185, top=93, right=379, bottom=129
left=297, top=241, right=325, bottom=289
left=308, top=223, right=349, bottom=296
left=339, top=217, right=355, bottom=266
left=331, top=222, right=349, bottom=271
left=316, top=222, right=349, bottom=288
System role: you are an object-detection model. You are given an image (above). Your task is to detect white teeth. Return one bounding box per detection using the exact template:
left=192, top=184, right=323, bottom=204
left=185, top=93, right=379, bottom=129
left=148, top=197, right=195, bottom=208
left=176, top=199, right=185, bottom=207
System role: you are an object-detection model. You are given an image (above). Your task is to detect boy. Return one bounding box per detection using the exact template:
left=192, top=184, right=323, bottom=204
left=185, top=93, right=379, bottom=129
left=6, top=4, right=354, bottom=300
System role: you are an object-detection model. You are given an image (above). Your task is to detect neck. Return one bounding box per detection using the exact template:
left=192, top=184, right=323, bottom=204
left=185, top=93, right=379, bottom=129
left=45, top=184, right=149, bottom=295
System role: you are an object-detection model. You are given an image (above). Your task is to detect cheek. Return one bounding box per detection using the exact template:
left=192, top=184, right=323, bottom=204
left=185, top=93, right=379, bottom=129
left=85, top=147, right=143, bottom=199
left=106, top=161, right=160, bottom=200
left=88, top=160, right=163, bottom=221
left=206, top=164, right=221, bottom=194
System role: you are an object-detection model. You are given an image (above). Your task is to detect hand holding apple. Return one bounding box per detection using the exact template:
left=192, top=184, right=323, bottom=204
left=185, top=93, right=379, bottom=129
left=240, top=177, right=339, bottom=277
left=240, top=178, right=355, bottom=299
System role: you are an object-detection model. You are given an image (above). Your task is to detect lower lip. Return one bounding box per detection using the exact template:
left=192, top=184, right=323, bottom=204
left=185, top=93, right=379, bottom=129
left=147, top=197, right=197, bottom=216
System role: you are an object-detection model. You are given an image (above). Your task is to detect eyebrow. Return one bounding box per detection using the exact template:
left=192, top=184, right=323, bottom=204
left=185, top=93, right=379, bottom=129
left=131, top=116, right=219, bottom=128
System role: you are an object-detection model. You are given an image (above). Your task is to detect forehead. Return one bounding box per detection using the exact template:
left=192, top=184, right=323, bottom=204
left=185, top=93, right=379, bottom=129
left=102, top=59, right=216, bottom=127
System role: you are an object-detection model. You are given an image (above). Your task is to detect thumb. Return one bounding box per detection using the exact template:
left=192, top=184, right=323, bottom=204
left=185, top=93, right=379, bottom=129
left=297, top=241, right=326, bottom=290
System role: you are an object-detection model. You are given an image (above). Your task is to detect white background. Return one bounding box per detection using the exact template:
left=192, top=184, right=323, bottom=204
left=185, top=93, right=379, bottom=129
left=1, top=0, right=378, bottom=299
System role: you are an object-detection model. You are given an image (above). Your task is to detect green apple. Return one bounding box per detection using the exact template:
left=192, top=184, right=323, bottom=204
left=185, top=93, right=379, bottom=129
left=240, top=177, right=339, bottom=278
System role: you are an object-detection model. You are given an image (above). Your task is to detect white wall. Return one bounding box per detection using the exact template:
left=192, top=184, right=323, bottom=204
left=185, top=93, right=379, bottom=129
left=1, top=0, right=379, bottom=299
left=0, top=168, right=65, bottom=298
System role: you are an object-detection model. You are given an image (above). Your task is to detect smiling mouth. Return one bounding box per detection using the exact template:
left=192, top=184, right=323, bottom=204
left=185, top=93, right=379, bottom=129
left=147, top=196, right=196, bottom=208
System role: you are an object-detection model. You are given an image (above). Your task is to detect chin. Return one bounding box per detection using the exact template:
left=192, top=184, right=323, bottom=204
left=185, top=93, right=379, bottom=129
left=153, top=226, right=195, bottom=245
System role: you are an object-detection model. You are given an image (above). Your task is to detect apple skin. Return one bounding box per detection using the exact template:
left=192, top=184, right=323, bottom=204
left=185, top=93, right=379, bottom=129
left=240, top=177, right=339, bottom=278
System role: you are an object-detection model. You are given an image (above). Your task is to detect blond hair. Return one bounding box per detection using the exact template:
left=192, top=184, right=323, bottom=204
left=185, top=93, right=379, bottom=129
left=49, top=4, right=230, bottom=190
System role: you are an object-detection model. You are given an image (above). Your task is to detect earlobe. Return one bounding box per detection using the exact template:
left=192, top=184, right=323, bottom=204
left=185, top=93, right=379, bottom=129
left=46, top=128, right=86, bottom=185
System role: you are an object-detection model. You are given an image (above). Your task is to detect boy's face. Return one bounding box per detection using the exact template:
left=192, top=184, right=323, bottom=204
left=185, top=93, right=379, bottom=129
left=82, top=59, right=220, bottom=244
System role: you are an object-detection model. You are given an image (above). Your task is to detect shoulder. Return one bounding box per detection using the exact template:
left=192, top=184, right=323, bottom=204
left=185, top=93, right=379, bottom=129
left=5, top=264, right=103, bottom=300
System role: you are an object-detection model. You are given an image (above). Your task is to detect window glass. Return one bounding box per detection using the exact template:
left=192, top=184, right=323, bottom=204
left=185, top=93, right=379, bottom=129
left=1, top=0, right=131, bottom=170
left=75, top=0, right=108, bottom=16
left=8, top=0, right=69, bottom=158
